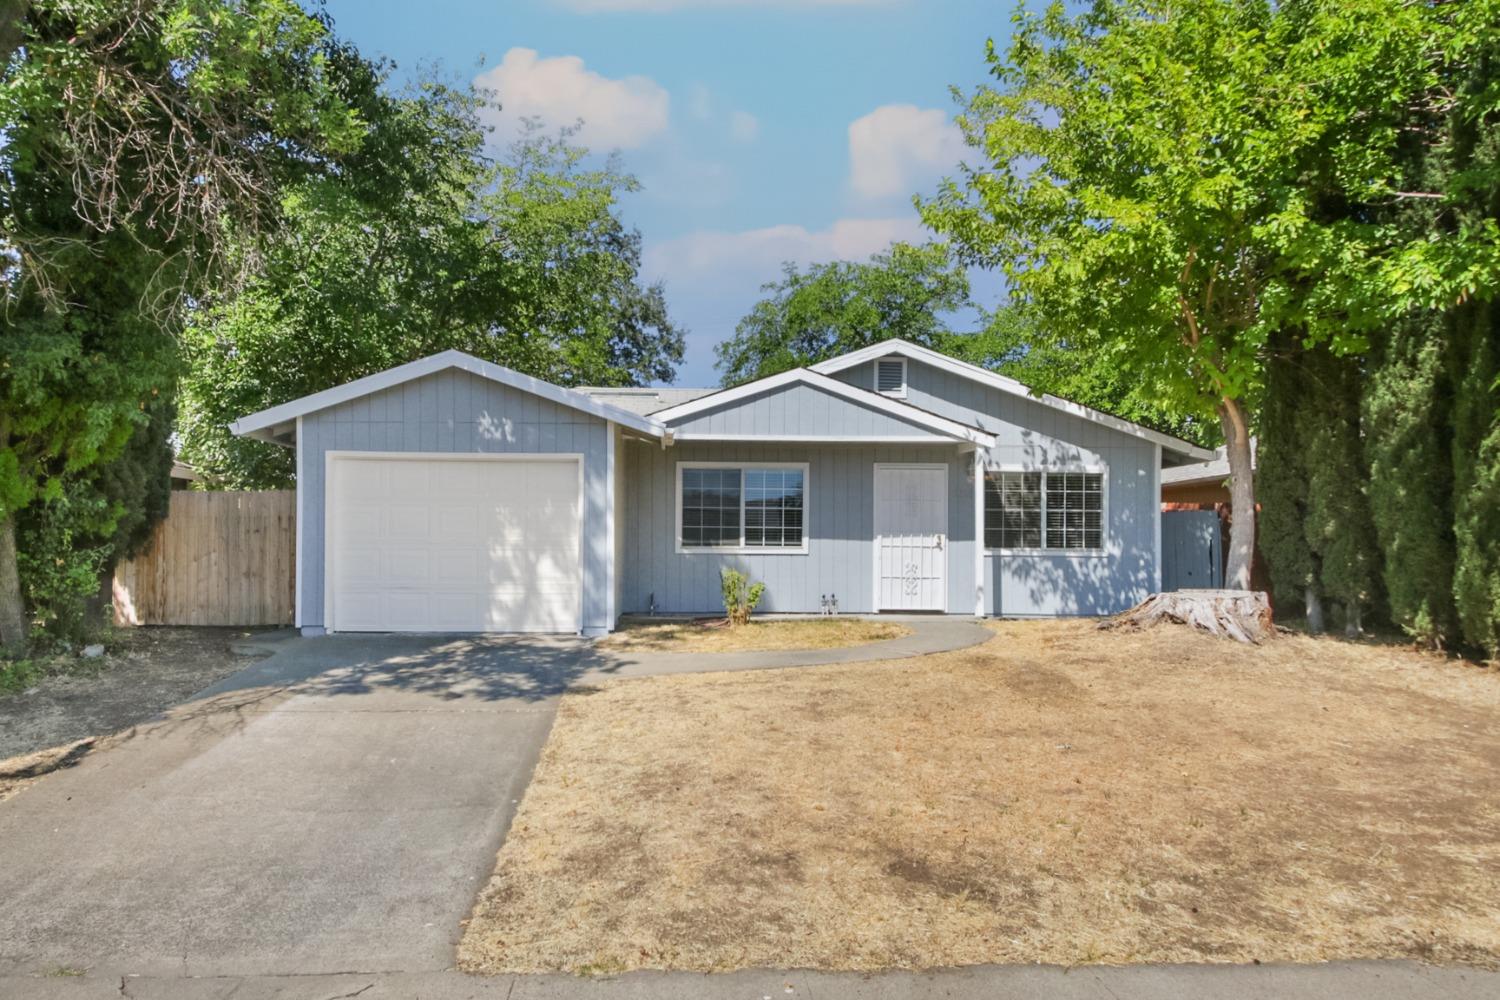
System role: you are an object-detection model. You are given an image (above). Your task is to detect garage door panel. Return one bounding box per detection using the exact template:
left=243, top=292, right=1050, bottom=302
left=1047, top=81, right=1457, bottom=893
left=386, top=503, right=431, bottom=540
left=329, top=455, right=581, bottom=633
left=431, top=503, right=480, bottom=542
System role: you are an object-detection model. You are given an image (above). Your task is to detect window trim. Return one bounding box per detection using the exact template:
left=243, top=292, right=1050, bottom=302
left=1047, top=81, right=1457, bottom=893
left=675, top=461, right=811, bottom=555
left=874, top=357, right=908, bottom=398
left=983, top=465, right=1110, bottom=557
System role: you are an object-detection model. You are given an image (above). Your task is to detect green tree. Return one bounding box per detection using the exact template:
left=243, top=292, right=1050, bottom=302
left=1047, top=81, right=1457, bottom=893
left=1363, top=316, right=1458, bottom=648
left=973, top=307, right=1216, bottom=447
left=1257, top=337, right=1324, bottom=631
left=17, top=396, right=176, bottom=642
left=715, top=242, right=970, bottom=385
left=921, top=0, right=1499, bottom=591
left=178, top=106, right=684, bottom=489
left=1, top=0, right=371, bottom=653
left=1302, top=353, right=1379, bottom=636
left=1450, top=302, right=1500, bottom=657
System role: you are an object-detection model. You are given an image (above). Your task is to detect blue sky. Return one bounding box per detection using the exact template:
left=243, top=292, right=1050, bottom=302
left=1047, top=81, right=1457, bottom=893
left=322, top=0, right=1013, bottom=385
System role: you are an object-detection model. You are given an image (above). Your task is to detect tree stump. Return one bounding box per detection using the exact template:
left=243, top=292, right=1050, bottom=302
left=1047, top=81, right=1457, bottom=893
left=1100, top=589, right=1274, bottom=644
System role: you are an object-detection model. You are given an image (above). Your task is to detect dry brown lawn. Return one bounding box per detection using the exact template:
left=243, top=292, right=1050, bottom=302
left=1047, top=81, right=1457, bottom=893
left=460, top=620, right=1500, bottom=974
left=596, top=617, right=910, bottom=653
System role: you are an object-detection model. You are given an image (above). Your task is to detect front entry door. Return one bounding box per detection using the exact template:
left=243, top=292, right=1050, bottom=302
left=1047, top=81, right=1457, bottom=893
left=874, top=464, right=948, bottom=612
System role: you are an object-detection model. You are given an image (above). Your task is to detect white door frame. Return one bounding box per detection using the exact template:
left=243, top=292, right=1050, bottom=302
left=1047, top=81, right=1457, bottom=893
left=871, top=462, right=949, bottom=613
left=323, top=451, right=585, bottom=634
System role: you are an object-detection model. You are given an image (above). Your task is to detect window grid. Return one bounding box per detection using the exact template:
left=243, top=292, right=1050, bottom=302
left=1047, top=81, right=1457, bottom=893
left=745, top=469, right=804, bottom=548
left=985, top=471, right=1103, bottom=551
left=680, top=466, right=806, bottom=550
left=680, top=467, right=742, bottom=548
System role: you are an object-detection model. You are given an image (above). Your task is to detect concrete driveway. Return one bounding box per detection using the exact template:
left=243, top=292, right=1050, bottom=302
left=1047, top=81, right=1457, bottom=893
left=0, top=620, right=991, bottom=984
left=0, top=633, right=615, bottom=979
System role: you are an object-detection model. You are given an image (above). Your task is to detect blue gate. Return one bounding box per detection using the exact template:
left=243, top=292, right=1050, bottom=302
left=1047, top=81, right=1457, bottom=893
left=1162, top=510, right=1223, bottom=591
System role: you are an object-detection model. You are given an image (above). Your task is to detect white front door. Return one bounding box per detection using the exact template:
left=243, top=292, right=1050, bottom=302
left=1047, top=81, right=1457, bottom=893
left=874, top=464, right=948, bottom=612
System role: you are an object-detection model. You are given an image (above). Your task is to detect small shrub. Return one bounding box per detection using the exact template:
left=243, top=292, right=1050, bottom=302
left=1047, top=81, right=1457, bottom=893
left=720, top=569, right=766, bottom=626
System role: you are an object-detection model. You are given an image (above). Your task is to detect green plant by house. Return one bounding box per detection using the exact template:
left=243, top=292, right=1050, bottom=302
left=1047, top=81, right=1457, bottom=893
left=720, top=570, right=766, bottom=627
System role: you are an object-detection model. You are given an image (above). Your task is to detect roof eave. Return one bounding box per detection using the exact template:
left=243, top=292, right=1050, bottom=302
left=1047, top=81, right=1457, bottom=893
left=230, top=350, right=667, bottom=441
left=811, top=339, right=1217, bottom=462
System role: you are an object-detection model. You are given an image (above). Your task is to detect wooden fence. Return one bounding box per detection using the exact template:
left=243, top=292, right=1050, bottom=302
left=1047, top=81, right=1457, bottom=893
left=113, top=490, right=296, bottom=626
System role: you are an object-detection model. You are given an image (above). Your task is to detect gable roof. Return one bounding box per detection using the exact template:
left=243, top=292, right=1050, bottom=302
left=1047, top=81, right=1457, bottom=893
left=810, top=339, right=1216, bottom=461
left=650, top=367, right=998, bottom=448
left=230, top=350, right=667, bottom=443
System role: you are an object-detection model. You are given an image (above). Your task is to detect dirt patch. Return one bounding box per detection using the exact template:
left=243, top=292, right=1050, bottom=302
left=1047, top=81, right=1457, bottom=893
left=596, top=617, right=910, bottom=653
left=0, top=627, right=267, bottom=762
left=460, top=619, right=1500, bottom=973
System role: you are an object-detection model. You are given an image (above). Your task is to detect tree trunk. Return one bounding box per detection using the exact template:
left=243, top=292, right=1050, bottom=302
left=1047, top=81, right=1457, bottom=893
left=1343, top=601, right=1363, bottom=638
left=1219, top=397, right=1257, bottom=590
left=0, top=512, right=29, bottom=658
left=1102, top=589, right=1274, bottom=644
left=1305, top=587, right=1325, bottom=634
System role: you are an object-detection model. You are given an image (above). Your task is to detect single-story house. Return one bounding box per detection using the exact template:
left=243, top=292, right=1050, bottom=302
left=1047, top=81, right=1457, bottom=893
left=231, top=338, right=1214, bottom=636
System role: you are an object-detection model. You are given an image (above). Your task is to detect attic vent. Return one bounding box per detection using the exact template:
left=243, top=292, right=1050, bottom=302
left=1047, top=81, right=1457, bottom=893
left=876, top=357, right=907, bottom=397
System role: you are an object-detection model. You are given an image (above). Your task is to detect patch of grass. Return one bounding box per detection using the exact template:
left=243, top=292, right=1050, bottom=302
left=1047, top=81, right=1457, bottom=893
left=597, top=617, right=910, bottom=653
left=461, top=620, right=1500, bottom=974
left=0, top=657, right=45, bottom=694
left=43, top=965, right=86, bottom=977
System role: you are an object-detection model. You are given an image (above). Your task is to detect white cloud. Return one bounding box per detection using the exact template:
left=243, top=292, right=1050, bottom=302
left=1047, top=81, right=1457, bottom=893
left=558, top=0, right=890, bottom=10
left=847, top=103, right=966, bottom=201
left=728, top=110, right=760, bottom=144
left=645, top=216, right=926, bottom=292
left=474, top=48, right=670, bottom=150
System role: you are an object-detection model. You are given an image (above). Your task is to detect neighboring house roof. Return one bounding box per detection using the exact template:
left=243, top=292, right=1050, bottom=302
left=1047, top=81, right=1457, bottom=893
left=1160, top=438, right=1257, bottom=488
left=650, top=367, right=999, bottom=448
left=230, top=350, right=668, bottom=445
left=576, top=386, right=717, bottom=416
left=169, top=460, right=198, bottom=483
left=809, top=339, right=1217, bottom=462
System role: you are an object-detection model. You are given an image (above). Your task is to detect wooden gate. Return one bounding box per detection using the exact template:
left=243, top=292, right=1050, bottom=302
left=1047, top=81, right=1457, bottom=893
left=113, top=491, right=296, bottom=626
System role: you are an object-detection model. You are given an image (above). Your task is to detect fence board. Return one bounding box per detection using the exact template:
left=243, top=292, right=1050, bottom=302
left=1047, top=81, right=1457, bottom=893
left=113, top=491, right=295, bottom=626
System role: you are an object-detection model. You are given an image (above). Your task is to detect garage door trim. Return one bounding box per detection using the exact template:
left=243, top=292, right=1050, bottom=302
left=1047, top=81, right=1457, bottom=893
left=322, top=450, right=585, bottom=635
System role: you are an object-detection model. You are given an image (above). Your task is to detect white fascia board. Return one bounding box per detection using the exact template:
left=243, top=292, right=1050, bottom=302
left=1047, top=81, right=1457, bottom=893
left=811, top=339, right=1217, bottom=462
left=651, top=367, right=997, bottom=448
left=230, top=350, right=666, bottom=441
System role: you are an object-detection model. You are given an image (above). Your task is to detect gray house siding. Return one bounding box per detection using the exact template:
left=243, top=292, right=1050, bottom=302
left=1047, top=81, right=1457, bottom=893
left=619, top=440, right=978, bottom=615
left=297, top=367, right=613, bottom=633
left=836, top=359, right=1160, bottom=616
left=668, top=381, right=964, bottom=439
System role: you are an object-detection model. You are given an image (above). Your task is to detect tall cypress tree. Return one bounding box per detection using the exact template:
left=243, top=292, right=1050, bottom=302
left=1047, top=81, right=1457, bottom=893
left=1450, top=300, right=1500, bottom=658
left=1363, top=316, right=1458, bottom=647
left=1303, top=351, right=1380, bottom=636
left=1258, top=335, right=1325, bottom=631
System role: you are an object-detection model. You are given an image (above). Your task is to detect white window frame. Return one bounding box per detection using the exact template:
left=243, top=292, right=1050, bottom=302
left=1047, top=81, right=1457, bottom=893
left=983, top=465, right=1110, bottom=557
left=874, top=357, right=908, bottom=398
left=675, top=461, right=811, bottom=555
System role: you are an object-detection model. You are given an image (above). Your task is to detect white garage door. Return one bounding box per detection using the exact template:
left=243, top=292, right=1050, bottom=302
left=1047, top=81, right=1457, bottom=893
left=327, top=455, right=581, bottom=633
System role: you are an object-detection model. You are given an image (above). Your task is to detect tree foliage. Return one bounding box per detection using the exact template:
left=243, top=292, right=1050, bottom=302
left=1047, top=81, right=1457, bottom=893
left=921, top=0, right=1500, bottom=590
left=714, top=242, right=970, bottom=385
left=0, top=0, right=373, bottom=652
left=178, top=98, right=685, bottom=489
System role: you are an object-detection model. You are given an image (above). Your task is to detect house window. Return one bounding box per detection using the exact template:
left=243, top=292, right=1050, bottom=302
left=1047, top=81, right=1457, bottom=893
left=679, top=464, right=807, bottom=552
left=875, top=357, right=907, bottom=397
left=985, top=470, right=1104, bottom=551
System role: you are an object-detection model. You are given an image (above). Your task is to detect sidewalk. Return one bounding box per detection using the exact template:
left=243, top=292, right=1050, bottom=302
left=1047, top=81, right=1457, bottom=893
left=9, top=960, right=1497, bottom=1000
